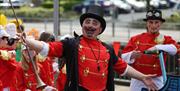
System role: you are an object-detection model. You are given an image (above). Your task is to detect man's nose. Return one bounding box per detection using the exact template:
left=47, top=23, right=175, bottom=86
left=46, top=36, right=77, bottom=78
left=151, top=22, right=157, bottom=27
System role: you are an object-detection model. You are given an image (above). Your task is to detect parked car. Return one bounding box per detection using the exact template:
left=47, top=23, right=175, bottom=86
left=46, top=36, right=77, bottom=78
left=167, top=0, right=180, bottom=8
left=0, top=0, right=26, bottom=8
left=171, top=1, right=180, bottom=10
left=125, top=0, right=146, bottom=12
left=150, top=0, right=169, bottom=9
left=72, top=0, right=112, bottom=16
left=110, top=0, right=132, bottom=14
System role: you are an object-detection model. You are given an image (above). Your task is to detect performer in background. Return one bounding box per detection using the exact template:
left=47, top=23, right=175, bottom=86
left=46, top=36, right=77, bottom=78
left=122, top=9, right=179, bottom=91
left=20, top=5, right=158, bottom=91
left=37, top=32, right=56, bottom=86
left=10, top=18, right=24, bottom=33
left=15, top=36, right=57, bottom=91
left=0, top=25, right=18, bottom=91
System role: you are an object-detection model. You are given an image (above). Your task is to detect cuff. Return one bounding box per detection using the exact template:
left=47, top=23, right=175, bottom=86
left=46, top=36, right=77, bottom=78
left=25, top=89, right=31, bottom=91
left=120, top=65, right=129, bottom=76
left=43, top=86, right=57, bottom=91
left=52, top=62, right=59, bottom=72
left=39, top=42, right=49, bottom=57
left=155, top=44, right=177, bottom=55
left=121, top=51, right=135, bottom=64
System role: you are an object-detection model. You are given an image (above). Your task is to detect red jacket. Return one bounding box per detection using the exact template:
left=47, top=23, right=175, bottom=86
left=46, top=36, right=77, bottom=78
left=122, top=32, right=178, bottom=76
left=15, top=62, right=48, bottom=91
left=38, top=57, right=54, bottom=86
left=48, top=37, right=127, bottom=91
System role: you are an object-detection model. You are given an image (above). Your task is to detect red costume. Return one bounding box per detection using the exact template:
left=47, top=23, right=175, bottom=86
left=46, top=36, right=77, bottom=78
left=15, top=61, right=49, bottom=91
left=38, top=57, right=54, bottom=86
left=0, top=49, right=18, bottom=91
left=122, top=32, right=178, bottom=76
left=57, top=69, right=66, bottom=91
left=47, top=37, right=128, bottom=91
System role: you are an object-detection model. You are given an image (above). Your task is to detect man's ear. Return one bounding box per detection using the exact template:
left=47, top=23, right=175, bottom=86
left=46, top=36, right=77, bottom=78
left=99, top=27, right=103, bottom=34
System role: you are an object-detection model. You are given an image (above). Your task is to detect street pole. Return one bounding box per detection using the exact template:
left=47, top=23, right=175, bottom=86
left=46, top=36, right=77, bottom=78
left=94, top=0, right=98, bottom=5
left=112, top=4, right=118, bottom=37
left=53, top=0, right=60, bottom=37
left=146, top=0, right=150, bottom=10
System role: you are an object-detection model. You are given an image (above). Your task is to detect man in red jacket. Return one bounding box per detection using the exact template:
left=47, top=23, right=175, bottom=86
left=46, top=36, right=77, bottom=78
left=21, top=5, right=158, bottom=91
left=122, top=9, right=179, bottom=91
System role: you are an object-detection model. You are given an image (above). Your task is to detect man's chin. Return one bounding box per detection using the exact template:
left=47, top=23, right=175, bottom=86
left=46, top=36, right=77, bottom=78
left=149, top=30, right=159, bottom=34
left=84, top=35, right=95, bottom=39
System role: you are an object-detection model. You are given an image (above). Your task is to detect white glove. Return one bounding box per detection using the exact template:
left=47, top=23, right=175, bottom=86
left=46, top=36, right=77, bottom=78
left=43, top=86, right=57, bottom=91
left=52, top=62, right=59, bottom=72
left=25, top=89, right=31, bottom=91
left=147, top=44, right=177, bottom=55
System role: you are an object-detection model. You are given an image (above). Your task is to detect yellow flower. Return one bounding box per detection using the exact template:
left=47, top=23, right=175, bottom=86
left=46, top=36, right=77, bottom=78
left=36, top=53, right=46, bottom=62
left=154, top=34, right=164, bottom=44
left=0, top=50, right=10, bottom=61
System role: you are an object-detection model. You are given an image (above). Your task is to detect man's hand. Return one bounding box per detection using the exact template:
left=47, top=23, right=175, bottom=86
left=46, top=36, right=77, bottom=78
left=16, top=32, right=26, bottom=45
left=130, top=50, right=142, bottom=59
left=126, top=66, right=158, bottom=91
left=142, top=74, right=158, bottom=91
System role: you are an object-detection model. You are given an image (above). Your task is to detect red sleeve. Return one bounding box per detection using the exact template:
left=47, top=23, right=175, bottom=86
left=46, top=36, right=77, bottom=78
left=122, top=37, right=136, bottom=54
left=164, top=36, right=177, bottom=44
left=164, top=36, right=180, bottom=54
left=113, top=58, right=128, bottom=75
left=48, top=42, right=63, bottom=57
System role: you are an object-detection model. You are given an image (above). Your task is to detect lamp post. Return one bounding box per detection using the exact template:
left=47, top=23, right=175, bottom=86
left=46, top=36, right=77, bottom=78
left=53, top=0, right=60, bottom=37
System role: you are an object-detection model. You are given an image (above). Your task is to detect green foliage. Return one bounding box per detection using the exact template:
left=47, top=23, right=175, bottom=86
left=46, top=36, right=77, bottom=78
left=41, top=0, right=83, bottom=11
left=41, top=1, right=54, bottom=8
left=0, top=7, right=54, bottom=18
left=166, top=12, right=180, bottom=22
left=61, top=11, right=79, bottom=19
left=0, top=6, right=79, bottom=20
left=60, top=0, right=83, bottom=11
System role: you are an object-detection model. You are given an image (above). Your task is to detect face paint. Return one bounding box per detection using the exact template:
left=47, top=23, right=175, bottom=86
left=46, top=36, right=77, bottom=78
left=82, top=18, right=102, bottom=39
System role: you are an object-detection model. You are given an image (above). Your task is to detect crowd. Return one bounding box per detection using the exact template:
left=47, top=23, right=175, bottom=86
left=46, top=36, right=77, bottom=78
left=0, top=5, right=180, bottom=91
left=0, top=14, right=66, bottom=91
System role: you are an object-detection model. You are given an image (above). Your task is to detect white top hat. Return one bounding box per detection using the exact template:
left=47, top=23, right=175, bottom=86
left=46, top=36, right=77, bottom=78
left=0, top=25, right=10, bottom=38
left=5, top=23, right=18, bottom=39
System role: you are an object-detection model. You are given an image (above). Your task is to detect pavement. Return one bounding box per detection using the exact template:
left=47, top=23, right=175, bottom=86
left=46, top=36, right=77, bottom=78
left=115, top=85, right=130, bottom=91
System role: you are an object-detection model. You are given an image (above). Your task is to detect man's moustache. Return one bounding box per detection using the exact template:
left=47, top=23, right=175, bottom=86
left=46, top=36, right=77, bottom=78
left=85, top=27, right=96, bottom=32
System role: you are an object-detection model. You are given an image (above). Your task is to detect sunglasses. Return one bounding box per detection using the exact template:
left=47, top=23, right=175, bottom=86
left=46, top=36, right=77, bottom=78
left=146, top=10, right=161, bottom=18
left=1, top=36, right=9, bottom=40
left=7, top=38, right=19, bottom=46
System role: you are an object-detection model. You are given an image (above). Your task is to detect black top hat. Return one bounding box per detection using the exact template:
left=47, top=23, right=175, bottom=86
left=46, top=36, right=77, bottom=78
left=143, top=9, right=165, bottom=22
left=80, top=5, right=106, bottom=34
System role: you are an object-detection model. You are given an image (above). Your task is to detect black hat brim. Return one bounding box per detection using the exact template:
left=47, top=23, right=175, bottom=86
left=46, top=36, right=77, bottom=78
left=143, top=18, right=165, bottom=22
left=80, top=13, right=106, bottom=34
